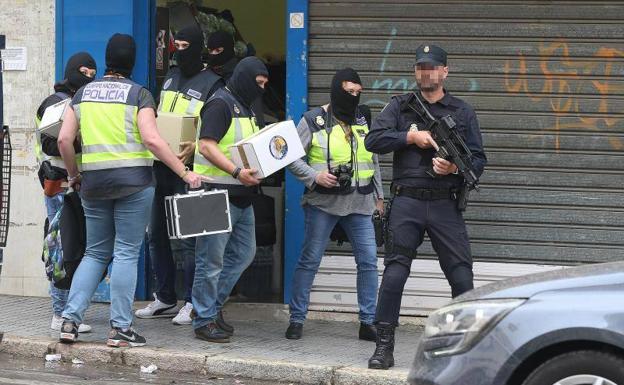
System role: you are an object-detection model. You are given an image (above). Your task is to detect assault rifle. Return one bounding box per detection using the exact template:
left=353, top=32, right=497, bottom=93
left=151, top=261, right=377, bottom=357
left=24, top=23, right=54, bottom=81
left=405, top=92, right=480, bottom=211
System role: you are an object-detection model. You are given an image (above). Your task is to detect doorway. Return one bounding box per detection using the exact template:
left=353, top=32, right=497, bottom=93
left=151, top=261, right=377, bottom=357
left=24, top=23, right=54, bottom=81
left=153, top=0, right=287, bottom=303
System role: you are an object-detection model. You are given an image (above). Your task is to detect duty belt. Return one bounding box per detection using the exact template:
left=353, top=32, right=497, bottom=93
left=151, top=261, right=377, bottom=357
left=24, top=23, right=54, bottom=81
left=391, top=184, right=456, bottom=201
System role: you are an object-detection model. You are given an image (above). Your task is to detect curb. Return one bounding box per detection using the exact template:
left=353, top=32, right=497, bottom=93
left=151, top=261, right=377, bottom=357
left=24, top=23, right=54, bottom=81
left=0, top=334, right=409, bottom=385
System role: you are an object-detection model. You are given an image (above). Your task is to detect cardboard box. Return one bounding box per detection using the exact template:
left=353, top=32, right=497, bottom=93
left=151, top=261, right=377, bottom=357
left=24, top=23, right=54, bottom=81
left=38, top=98, right=71, bottom=138
left=155, top=112, right=198, bottom=158
left=229, top=120, right=305, bottom=178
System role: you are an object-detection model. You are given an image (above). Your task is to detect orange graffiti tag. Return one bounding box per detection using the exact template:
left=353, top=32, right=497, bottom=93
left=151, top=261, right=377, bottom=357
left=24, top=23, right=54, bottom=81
left=504, top=41, right=624, bottom=151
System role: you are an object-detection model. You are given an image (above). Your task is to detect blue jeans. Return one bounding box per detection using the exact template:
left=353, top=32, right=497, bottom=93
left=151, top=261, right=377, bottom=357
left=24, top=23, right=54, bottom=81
left=45, top=192, right=69, bottom=316
left=289, top=205, right=378, bottom=325
left=62, top=187, right=155, bottom=329
left=148, top=162, right=195, bottom=304
left=192, top=204, right=255, bottom=329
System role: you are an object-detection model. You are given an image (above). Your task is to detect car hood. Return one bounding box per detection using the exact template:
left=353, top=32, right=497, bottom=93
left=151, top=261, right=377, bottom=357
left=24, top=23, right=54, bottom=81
left=456, top=261, right=624, bottom=302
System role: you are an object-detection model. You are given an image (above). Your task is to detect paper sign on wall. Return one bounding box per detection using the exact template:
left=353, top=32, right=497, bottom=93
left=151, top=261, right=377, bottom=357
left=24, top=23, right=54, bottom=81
left=1, top=47, right=27, bottom=71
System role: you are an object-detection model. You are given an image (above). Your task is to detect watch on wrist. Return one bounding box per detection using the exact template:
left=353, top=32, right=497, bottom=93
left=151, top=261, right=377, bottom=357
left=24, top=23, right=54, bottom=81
left=232, top=167, right=242, bottom=179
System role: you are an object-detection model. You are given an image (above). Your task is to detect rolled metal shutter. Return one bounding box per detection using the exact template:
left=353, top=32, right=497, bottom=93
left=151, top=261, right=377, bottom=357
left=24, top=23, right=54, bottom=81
left=306, top=0, right=624, bottom=315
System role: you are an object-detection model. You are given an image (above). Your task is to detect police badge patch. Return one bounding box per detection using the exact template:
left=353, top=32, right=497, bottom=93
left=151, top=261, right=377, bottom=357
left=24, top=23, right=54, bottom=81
left=233, top=105, right=240, bottom=114
left=315, top=115, right=325, bottom=126
left=187, top=88, right=201, bottom=99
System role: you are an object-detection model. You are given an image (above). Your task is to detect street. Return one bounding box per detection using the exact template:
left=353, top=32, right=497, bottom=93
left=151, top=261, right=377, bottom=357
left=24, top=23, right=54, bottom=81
left=0, top=353, right=298, bottom=385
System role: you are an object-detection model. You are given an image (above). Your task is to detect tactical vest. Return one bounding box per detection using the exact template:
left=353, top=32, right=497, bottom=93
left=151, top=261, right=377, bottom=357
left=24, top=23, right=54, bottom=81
left=73, top=78, right=153, bottom=171
left=158, top=68, right=221, bottom=115
left=193, top=88, right=259, bottom=187
left=391, top=92, right=463, bottom=188
left=304, top=106, right=375, bottom=195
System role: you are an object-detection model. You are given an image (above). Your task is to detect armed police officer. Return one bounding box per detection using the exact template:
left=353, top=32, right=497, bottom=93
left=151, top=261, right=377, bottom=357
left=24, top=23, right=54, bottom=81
left=364, top=45, right=486, bottom=370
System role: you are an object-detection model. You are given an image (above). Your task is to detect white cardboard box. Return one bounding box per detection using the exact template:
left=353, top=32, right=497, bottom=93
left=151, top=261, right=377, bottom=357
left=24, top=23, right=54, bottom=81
left=229, top=120, right=305, bottom=178
left=155, top=112, right=198, bottom=159
left=38, top=98, right=71, bottom=138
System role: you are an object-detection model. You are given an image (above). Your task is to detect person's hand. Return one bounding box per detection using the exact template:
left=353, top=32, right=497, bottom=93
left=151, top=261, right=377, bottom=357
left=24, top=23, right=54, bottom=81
left=177, top=141, right=195, bottom=164
left=238, top=168, right=261, bottom=186
left=183, top=171, right=211, bottom=189
left=432, top=157, right=458, bottom=176
left=68, top=174, right=82, bottom=191
left=407, top=130, right=439, bottom=150
left=315, top=171, right=338, bottom=188
left=375, top=198, right=385, bottom=215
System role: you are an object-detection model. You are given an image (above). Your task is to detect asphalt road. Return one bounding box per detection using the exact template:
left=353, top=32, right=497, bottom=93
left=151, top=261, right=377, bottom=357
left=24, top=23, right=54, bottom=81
left=0, top=353, right=298, bottom=385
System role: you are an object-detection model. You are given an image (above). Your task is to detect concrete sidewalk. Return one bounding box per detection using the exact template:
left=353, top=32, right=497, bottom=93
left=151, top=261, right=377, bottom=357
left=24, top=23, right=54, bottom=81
left=0, top=295, right=422, bottom=385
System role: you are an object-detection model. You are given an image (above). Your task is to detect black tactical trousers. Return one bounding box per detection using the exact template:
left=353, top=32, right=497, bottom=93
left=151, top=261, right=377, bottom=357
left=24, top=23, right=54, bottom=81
left=375, top=195, right=474, bottom=326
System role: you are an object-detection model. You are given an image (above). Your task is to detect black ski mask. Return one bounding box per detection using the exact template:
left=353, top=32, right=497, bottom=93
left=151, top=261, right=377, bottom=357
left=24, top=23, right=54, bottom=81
left=206, top=31, right=235, bottom=69
left=105, top=33, right=136, bottom=78
left=174, top=26, right=204, bottom=77
left=330, top=68, right=361, bottom=125
left=64, top=52, right=96, bottom=91
left=227, top=57, right=268, bottom=108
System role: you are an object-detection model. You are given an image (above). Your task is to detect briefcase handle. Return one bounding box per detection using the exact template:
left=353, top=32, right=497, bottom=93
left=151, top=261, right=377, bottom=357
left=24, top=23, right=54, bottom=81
left=183, top=183, right=207, bottom=195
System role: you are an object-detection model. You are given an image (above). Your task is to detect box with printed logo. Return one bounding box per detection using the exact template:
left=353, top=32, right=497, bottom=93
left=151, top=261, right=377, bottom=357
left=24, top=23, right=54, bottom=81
left=155, top=112, right=198, bottom=159
left=229, top=120, right=305, bottom=179
left=37, top=99, right=71, bottom=138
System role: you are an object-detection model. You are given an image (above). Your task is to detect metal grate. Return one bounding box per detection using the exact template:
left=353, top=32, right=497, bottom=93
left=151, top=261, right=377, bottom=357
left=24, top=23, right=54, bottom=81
left=0, top=126, right=11, bottom=247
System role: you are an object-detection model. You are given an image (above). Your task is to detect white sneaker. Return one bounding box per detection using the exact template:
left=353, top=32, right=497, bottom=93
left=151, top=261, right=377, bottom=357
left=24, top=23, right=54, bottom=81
left=135, top=293, right=178, bottom=319
left=172, top=302, right=193, bottom=325
left=51, top=315, right=92, bottom=333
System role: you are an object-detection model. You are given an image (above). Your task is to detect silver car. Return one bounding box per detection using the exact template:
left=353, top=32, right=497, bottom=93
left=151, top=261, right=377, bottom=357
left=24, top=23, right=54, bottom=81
left=409, top=261, right=624, bottom=385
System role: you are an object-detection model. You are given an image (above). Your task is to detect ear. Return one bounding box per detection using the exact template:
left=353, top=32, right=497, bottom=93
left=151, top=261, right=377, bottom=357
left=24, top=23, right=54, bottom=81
left=442, top=66, right=449, bottom=80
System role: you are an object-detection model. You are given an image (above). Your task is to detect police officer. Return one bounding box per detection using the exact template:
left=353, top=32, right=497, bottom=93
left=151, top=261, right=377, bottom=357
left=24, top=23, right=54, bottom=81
left=205, top=30, right=237, bottom=80
left=35, top=52, right=96, bottom=335
left=57, top=33, right=205, bottom=347
left=192, top=57, right=268, bottom=343
left=364, top=45, right=486, bottom=369
left=135, top=26, right=223, bottom=325
left=285, top=68, right=383, bottom=341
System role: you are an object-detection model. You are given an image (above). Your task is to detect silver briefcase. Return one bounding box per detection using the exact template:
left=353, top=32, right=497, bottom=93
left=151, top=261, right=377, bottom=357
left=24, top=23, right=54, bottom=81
left=165, top=189, right=232, bottom=239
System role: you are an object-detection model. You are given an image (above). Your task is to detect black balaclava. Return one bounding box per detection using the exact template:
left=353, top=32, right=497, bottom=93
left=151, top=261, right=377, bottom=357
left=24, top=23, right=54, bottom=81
left=227, top=56, right=268, bottom=109
left=64, top=52, right=96, bottom=91
left=105, top=33, right=136, bottom=78
left=174, top=26, right=204, bottom=78
left=206, top=31, right=235, bottom=70
left=330, top=68, right=361, bottom=125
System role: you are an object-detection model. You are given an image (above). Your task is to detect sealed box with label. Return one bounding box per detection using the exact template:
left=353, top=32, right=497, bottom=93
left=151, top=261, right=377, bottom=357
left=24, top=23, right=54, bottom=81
left=165, top=189, right=231, bottom=239
left=155, top=112, right=198, bottom=158
left=229, top=120, right=305, bottom=178
left=37, top=99, right=71, bottom=138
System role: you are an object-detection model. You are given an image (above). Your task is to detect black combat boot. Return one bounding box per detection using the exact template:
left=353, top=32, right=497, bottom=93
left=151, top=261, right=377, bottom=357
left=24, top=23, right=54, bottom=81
left=359, top=323, right=377, bottom=341
left=368, top=322, right=395, bottom=369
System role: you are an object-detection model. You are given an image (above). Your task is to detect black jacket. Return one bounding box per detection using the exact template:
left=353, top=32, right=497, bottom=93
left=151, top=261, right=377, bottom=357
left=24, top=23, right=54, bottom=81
left=365, top=91, right=486, bottom=189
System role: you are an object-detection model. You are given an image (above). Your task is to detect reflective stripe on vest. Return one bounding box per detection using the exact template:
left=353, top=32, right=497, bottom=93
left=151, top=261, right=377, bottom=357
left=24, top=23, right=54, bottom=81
left=159, top=90, right=205, bottom=116
left=308, top=123, right=375, bottom=186
left=158, top=69, right=220, bottom=116
left=193, top=116, right=257, bottom=185
left=74, top=80, right=153, bottom=171
left=34, top=115, right=49, bottom=164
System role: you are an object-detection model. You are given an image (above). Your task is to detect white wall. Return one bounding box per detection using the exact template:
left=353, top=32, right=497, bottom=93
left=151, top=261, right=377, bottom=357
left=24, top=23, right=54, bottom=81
left=0, top=0, right=56, bottom=297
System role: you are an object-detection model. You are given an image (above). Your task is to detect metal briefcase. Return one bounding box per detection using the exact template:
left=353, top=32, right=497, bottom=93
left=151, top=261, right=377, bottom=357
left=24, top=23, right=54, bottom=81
left=165, top=189, right=232, bottom=239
